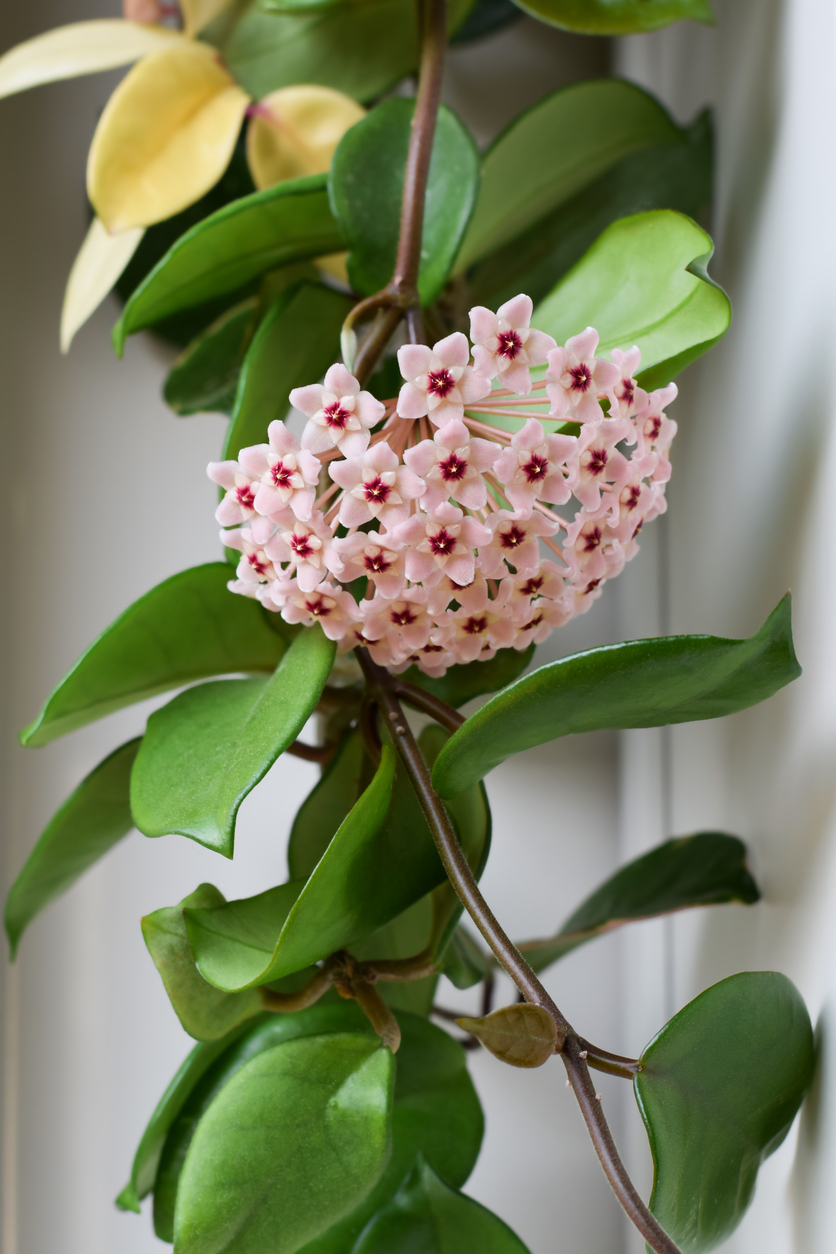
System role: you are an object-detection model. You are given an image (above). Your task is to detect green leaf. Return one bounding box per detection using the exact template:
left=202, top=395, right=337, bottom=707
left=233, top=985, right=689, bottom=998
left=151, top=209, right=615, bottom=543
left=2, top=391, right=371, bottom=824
left=520, top=832, right=760, bottom=973
left=353, top=897, right=437, bottom=1017
left=441, top=926, right=491, bottom=991
left=164, top=299, right=257, bottom=416
left=113, top=176, right=342, bottom=351
left=172, top=1033, right=394, bottom=1254
left=222, top=281, right=352, bottom=463
left=469, top=109, right=712, bottom=311
left=457, top=79, right=683, bottom=271
left=21, top=563, right=286, bottom=747
left=510, top=0, right=713, bottom=35
left=453, top=0, right=522, bottom=42
left=329, top=99, right=479, bottom=305
left=222, top=0, right=474, bottom=102
left=457, top=1004, right=557, bottom=1068
left=288, top=728, right=368, bottom=880
left=532, top=209, right=730, bottom=389
left=131, top=627, right=336, bottom=856
left=433, top=596, right=801, bottom=798
left=635, top=971, right=814, bottom=1252
left=352, top=1160, right=532, bottom=1254
left=400, top=643, right=535, bottom=710
left=5, top=739, right=139, bottom=956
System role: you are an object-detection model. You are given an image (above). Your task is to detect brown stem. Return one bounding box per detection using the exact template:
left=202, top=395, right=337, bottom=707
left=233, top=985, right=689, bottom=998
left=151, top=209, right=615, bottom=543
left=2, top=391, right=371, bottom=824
left=393, top=679, right=465, bottom=733
left=578, top=1038, right=642, bottom=1080
left=260, top=968, right=333, bottom=1012
left=286, top=740, right=334, bottom=764
left=365, top=948, right=438, bottom=982
left=342, top=979, right=402, bottom=1052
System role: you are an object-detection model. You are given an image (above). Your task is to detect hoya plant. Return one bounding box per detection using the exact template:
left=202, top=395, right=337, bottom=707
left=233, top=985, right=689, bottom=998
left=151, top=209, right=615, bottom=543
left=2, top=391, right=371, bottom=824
left=1, top=0, right=814, bottom=1251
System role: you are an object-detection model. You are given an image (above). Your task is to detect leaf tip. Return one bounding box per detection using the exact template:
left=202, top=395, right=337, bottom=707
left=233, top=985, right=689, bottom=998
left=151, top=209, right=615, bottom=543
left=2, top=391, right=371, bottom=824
left=115, top=1182, right=141, bottom=1213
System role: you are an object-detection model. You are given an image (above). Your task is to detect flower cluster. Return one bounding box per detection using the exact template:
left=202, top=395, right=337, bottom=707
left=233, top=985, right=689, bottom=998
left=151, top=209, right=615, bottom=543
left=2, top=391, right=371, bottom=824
left=209, top=294, right=677, bottom=677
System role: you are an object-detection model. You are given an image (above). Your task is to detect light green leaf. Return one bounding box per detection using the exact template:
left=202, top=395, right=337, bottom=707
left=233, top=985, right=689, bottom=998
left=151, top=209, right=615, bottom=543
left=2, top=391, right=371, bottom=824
left=21, top=563, right=286, bottom=747
left=433, top=596, right=801, bottom=798
left=533, top=209, right=730, bottom=389
left=352, top=1160, right=532, bottom=1254
left=635, top=971, right=814, bottom=1251
left=510, top=0, right=713, bottom=35
left=330, top=98, right=479, bottom=305
left=164, top=299, right=257, bottom=416
left=5, top=739, right=139, bottom=956
left=113, top=175, right=342, bottom=351
left=288, top=728, right=368, bottom=881
left=173, top=1033, right=394, bottom=1254
left=130, top=627, right=336, bottom=856
left=223, top=281, right=352, bottom=462
left=400, top=643, right=535, bottom=710
left=520, top=832, right=760, bottom=973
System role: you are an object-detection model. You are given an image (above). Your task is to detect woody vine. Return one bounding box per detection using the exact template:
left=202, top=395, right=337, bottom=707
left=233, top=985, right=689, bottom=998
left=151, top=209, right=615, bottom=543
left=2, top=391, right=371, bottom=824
left=1, top=1, right=814, bottom=1253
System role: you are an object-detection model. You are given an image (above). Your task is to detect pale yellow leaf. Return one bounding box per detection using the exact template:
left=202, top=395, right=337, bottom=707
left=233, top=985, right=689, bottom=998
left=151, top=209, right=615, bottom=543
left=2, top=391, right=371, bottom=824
left=0, top=21, right=185, bottom=101
left=316, top=252, right=350, bottom=285
left=61, top=218, right=144, bottom=353
left=180, top=0, right=239, bottom=37
left=246, top=85, right=365, bottom=189
left=457, top=1003, right=559, bottom=1068
left=87, top=42, right=250, bottom=232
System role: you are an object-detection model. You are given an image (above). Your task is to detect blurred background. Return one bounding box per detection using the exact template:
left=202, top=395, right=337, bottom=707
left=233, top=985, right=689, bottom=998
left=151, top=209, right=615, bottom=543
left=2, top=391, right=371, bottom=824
left=1, top=1, right=834, bottom=1251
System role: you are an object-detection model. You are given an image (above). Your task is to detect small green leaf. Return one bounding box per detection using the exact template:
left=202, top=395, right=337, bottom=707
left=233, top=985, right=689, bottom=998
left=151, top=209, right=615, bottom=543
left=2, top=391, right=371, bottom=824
left=441, top=926, right=492, bottom=990
left=130, top=627, right=336, bottom=856
left=532, top=209, right=730, bottom=389
left=114, top=175, right=342, bottom=351
left=223, top=281, right=352, bottom=463
left=352, top=1160, right=532, bottom=1254
left=510, top=0, right=713, bottom=35
left=433, top=596, right=800, bottom=798
left=635, top=971, right=814, bottom=1252
left=164, top=299, right=257, bottom=416
left=457, top=1004, right=558, bottom=1068
left=288, top=728, right=367, bottom=881
left=21, top=563, right=286, bottom=747
left=400, top=643, right=535, bottom=710
left=520, top=832, right=760, bottom=973
left=5, top=739, right=139, bottom=955
left=142, top=884, right=264, bottom=1041
left=172, top=1033, right=394, bottom=1254
left=330, top=99, right=479, bottom=305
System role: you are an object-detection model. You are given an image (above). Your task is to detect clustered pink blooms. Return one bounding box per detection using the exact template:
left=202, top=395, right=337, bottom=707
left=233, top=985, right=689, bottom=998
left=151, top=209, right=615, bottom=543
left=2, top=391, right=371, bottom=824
left=208, top=294, right=677, bottom=677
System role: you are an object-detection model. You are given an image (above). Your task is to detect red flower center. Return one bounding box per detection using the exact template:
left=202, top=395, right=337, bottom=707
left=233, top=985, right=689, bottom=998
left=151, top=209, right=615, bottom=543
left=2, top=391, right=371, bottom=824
left=582, top=527, right=602, bottom=552
left=323, top=401, right=351, bottom=430
left=362, top=476, right=391, bottom=504
left=584, top=448, right=608, bottom=477
left=364, top=550, right=392, bottom=573
left=304, top=597, right=331, bottom=617
left=644, top=415, right=662, bottom=440
left=438, top=452, right=467, bottom=482
left=522, top=612, right=544, bottom=630
left=291, top=534, right=314, bottom=559
left=247, top=553, right=268, bottom=576
left=520, top=574, right=544, bottom=596
left=499, top=524, right=526, bottom=550
left=427, top=369, right=455, bottom=398
left=497, top=330, right=523, bottom=360
left=271, top=460, right=294, bottom=489
left=391, top=606, right=418, bottom=627
left=623, top=484, right=642, bottom=511
left=521, top=453, right=548, bottom=483
left=429, top=528, right=456, bottom=556
left=617, top=378, right=635, bottom=404
left=583, top=579, right=601, bottom=595
left=236, top=485, right=255, bottom=509
left=463, top=615, right=488, bottom=636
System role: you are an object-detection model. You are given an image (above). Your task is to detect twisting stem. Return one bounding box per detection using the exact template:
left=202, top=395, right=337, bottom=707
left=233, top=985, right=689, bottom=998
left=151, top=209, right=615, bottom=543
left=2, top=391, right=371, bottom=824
left=393, top=679, right=465, bottom=733
left=356, top=647, right=682, bottom=1254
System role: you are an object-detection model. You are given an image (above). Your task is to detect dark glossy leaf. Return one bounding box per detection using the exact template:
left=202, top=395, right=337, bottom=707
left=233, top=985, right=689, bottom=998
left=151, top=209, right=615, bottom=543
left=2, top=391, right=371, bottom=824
left=21, top=563, right=286, bottom=747
left=173, top=1032, right=394, bottom=1254
left=635, top=971, right=814, bottom=1251
left=353, top=1160, right=531, bottom=1254
left=400, top=642, right=535, bottom=709
left=330, top=99, right=479, bottom=305
left=511, top=0, right=713, bottom=35
left=288, top=728, right=368, bottom=880
left=469, top=111, right=712, bottom=310
left=222, top=281, right=352, bottom=463
left=113, top=176, right=342, bottom=351
left=131, top=627, right=336, bottom=856
left=222, top=0, right=474, bottom=102
left=532, top=209, right=731, bottom=390
left=520, top=832, right=759, bottom=973
left=433, top=596, right=800, bottom=798
left=458, top=1004, right=557, bottom=1068
left=5, top=739, right=139, bottom=956
left=453, top=0, right=522, bottom=41
left=441, top=925, right=492, bottom=990
left=164, top=299, right=257, bottom=416
left=458, top=79, right=682, bottom=271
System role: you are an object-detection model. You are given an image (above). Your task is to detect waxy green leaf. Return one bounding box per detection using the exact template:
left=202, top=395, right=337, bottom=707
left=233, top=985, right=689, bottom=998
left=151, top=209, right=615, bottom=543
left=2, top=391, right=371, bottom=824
left=635, top=971, right=814, bottom=1251
left=457, top=79, right=682, bottom=271
left=288, top=728, right=367, bottom=880
left=164, top=298, right=257, bottom=416
left=520, top=832, right=760, bottom=973
left=457, top=1004, right=558, bottom=1068
left=131, top=627, right=336, bottom=856
left=433, top=596, right=800, bottom=798
left=441, top=925, right=492, bottom=990
left=5, top=739, right=139, bottom=955
left=173, top=1033, right=394, bottom=1254
left=330, top=99, right=479, bottom=305
left=21, top=563, right=286, bottom=747
left=533, top=209, right=730, bottom=389
left=113, top=175, right=342, bottom=350
left=510, top=0, right=713, bottom=35
left=223, top=281, right=352, bottom=463
left=353, top=1160, right=532, bottom=1254
left=401, top=643, right=535, bottom=710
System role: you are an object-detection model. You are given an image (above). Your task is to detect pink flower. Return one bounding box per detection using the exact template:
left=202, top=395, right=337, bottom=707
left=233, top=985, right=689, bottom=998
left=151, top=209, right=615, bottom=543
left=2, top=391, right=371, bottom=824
left=478, top=510, right=559, bottom=578
left=208, top=459, right=261, bottom=526
left=394, top=501, right=491, bottom=587
left=608, top=348, right=647, bottom=419
left=328, top=441, right=425, bottom=528
left=469, top=294, right=556, bottom=395
left=334, top=532, right=406, bottom=599
left=492, top=418, right=577, bottom=514
left=546, top=329, right=620, bottom=423
left=563, top=516, right=625, bottom=584
left=291, top=364, right=384, bottom=458
left=635, top=386, right=678, bottom=479
left=514, top=596, right=573, bottom=644
left=397, top=333, right=491, bottom=426
left=222, top=527, right=279, bottom=585
left=262, top=514, right=342, bottom=593
left=498, top=560, right=567, bottom=623
left=279, top=579, right=362, bottom=640
left=436, top=602, right=518, bottom=664
left=403, top=419, right=497, bottom=512
left=573, top=419, right=632, bottom=512
left=238, top=421, right=322, bottom=520
left=362, top=587, right=434, bottom=657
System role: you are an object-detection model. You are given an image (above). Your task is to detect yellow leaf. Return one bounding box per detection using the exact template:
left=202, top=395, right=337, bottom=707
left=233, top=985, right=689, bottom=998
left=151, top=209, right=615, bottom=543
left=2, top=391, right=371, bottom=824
left=0, top=20, right=185, bottom=101
left=457, top=1004, right=560, bottom=1068
left=316, top=252, right=350, bottom=285
left=246, top=85, right=365, bottom=189
left=60, top=217, right=144, bottom=354
left=87, top=42, right=250, bottom=232
left=180, top=0, right=239, bottom=37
